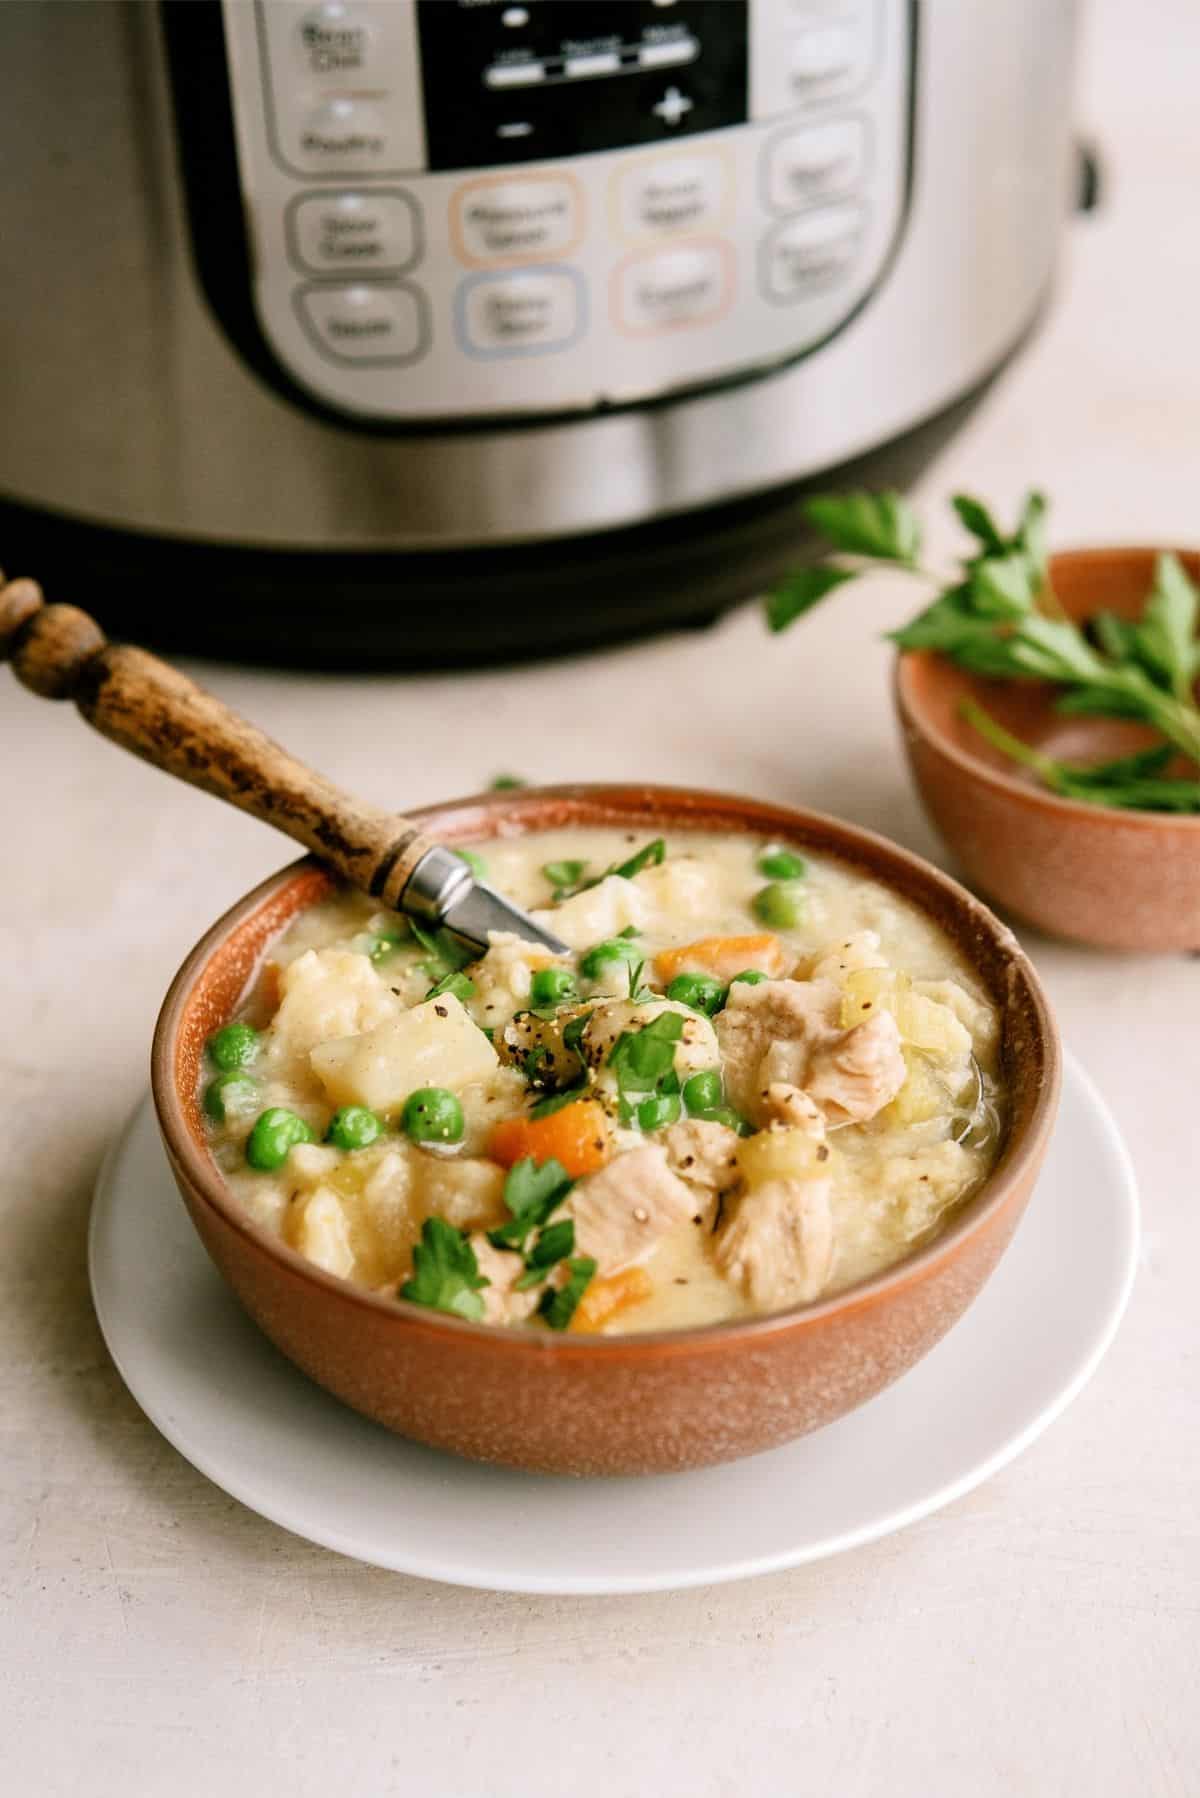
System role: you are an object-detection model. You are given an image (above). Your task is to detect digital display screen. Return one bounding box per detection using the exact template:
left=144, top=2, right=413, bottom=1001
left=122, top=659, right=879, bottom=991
left=416, top=1, right=749, bottom=171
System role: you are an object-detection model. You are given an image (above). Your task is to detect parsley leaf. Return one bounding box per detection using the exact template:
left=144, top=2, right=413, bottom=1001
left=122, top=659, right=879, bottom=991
left=543, top=858, right=587, bottom=893
left=529, top=1081, right=588, bottom=1119
left=612, top=838, right=666, bottom=880
left=952, top=493, right=1007, bottom=554
left=410, top=920, right=475, bottom=982
left=962, top=700, right=1200, bottom=813
left=561, top=839, right=667, bottom=904
left=766, top=566, right=858, bottom=633
left=400, top=1218, right=488, bottom=1321
left=1127, top=553, right=1200, bottom=699
left=488, top=1156, right=575, bottom=1252
left=802, top=490, right=922, bottom=565
left=608, top=1011, right=685, bottom=1124
left=426, top=970, right=476, bottom=1002
left=769, top=485, right=1200, bottom=810
left=489, top=773, right=526, bottom=790
left=538, top=1257, right=597, bottom=1331
left=514, top=1217, right=576, bottom=1289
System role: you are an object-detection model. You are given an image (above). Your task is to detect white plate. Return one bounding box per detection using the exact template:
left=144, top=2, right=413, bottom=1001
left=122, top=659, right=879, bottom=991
left=89, top=1056, right=1137, bottom=1596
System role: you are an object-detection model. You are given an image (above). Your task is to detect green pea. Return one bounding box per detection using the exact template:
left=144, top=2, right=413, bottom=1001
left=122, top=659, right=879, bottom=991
left=637, top=1093, right=682, bottom=1132
left=202, top=1072, right=259, bottom=1124
left=455, top=848, right=487, bottom=879
left=245, top=1107, right=316, bottom=1170
left=665, top=972, right=726, bottom=1016
left=757, top=846, right=808, bottom=881
left=530, top=966, right=578, bottom=1008
left=682, top=1069, right=723, bottom=1113
left=694, top=1105, right=752, bottom=1137
left=326, top=1105, right=385, bottom=1152
left=579, top=937, right=642, bottom=980
left=207, top=1021, right=260, bottom=1072
left=752, top=881, right=806, bottom=929
left=731, top=968, right=769, bottom=987
left=402, top=1086, right=465, bottom=1144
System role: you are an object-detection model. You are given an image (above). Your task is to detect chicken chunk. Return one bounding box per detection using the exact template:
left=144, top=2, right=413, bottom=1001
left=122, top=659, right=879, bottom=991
left=663, top=1118, right=741, bottom=1220
left=760, top=1083, right=827, bottom=1136
left=804, top=1010, right=906, bottom=1125
left=807, top=931, right=889, bottom=985
left=715, top=1175, right=835, bottom=1309
left=567, top=1146, right=700, bottom=1274
left=715, top=977, right=842, bottom=1117
left=471, top=1235, right=539, bottom=1327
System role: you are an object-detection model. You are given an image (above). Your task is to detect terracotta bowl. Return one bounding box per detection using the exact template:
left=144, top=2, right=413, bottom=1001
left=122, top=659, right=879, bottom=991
left=897, top=547, right=1200, bottom=951
left=152, top=784, right=1060, bottom=1477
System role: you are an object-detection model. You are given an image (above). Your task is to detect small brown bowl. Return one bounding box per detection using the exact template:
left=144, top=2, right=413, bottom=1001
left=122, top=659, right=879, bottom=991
left=152, top=785, right=1059, bottom=1477
left=897, top=547, right=1200, bottom=952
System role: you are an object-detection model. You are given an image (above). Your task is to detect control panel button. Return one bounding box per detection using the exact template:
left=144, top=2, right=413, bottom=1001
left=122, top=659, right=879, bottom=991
left=615, top=242, right=733, bottom=335
left=456, top=269, right=584, bottom=356
left=652, top=85, right=695, bottom=127
left=616, top=153, right=729, bottom=240
left=761, top=204, right=864, bottom=302
left=451, top=176, right=582, bottom=265
left=293, top=4, right=375, bottom=79
left=764, top=119, right=867, bottom=212
left=295, top=281, right=429, bottom=364
left=287, top=190, right=420, bottom=275
left=788, top=22, right=872, bottom=101
left=294, top=97, right=395, bottom=171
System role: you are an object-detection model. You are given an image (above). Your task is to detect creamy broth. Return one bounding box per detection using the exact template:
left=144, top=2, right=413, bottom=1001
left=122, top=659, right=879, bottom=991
left=201, top=829, right=1005, bottom=1335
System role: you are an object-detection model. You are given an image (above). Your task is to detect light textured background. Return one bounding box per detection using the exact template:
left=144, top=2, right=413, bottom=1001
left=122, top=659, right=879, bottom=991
left=3, top=3, right=1198, bottom=1792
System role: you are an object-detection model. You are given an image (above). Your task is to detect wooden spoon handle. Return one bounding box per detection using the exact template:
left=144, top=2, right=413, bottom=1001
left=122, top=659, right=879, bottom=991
left=0, top=575, right=435, bottom=910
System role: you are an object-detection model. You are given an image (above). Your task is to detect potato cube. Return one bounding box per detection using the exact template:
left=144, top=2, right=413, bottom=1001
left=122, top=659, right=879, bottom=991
left=309, top=994, right=497, bottom=1113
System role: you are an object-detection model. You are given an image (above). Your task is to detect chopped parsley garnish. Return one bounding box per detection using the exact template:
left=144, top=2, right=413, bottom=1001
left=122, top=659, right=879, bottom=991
left=550, top=839, right=667, bottom=903
left=489, top=773, right=527, bottom=790
left=538, top=1257, right=597, bottom=1331
left=514, top=1217, right=576, bottom=1289
left=488, top=1156, right=575, bottom=1253
left=543, top=858, right=587, bottom=897
left=608, top=1010, right=685, bottom=1125
left=426, top=969, right=476, bottom=1003
left=400, top=1217, right=488, bottom=1322
left=410, top=920, right=475, bottom=983
left=612, top=837, right=666, bottom=880
left=529, top=1081, right=587, bottom=1119
left=562, top=1012, right=593, bottom=1054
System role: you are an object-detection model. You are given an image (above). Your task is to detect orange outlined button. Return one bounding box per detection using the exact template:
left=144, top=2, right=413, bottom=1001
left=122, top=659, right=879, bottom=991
left=612, top=239, right=735, bottom=337
left=611, top=149, right=732, bottom=245
left=450, top=172, right=584, bottom=267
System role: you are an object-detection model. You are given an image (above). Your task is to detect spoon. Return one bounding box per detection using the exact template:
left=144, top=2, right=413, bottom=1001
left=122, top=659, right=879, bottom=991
left=0, top=574, right=569, bottom=955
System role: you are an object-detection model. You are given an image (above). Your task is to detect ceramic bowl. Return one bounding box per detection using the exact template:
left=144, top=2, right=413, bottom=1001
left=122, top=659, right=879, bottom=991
left=897, top=547, right=1200, bottom=951
left=152, top=784, right=1060, bottom=1477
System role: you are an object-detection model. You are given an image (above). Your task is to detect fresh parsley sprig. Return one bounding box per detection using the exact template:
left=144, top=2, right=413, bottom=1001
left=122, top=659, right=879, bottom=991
left=962, top=702, right=1200, bottom=812
left=400, top=1217, right=489, bottom=1322
left=767, top=490, right=1200, bottom=802
left=487, top=1156, right=575, bottom=1253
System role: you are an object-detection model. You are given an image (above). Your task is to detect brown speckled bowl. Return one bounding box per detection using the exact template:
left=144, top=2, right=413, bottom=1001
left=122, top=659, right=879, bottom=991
left=897, top=547, right=1200, bottom=951
left=152, top=785, right=1059, bottom=1477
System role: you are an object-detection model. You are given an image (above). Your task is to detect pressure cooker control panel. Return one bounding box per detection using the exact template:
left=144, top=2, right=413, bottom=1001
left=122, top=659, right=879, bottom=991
left=220, top=0, right=913, bottom=421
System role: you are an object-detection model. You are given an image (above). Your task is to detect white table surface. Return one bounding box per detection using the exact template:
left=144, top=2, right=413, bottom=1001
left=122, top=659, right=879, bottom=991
left=4, top=4, right=1198, bottom=1792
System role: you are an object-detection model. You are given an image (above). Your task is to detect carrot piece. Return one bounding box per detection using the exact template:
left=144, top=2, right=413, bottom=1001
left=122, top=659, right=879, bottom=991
left=257, top=961, right=282, bottom=1016
left=569, top=1265, right=654, bottom=1334
left=654, top=933, right=790, bottom=986
left=488, top=1100, right=612, bottom=1179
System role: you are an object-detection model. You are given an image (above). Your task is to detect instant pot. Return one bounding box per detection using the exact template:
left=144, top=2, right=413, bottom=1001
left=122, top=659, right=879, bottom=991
left=0, top=0, right=1083, bottom=663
